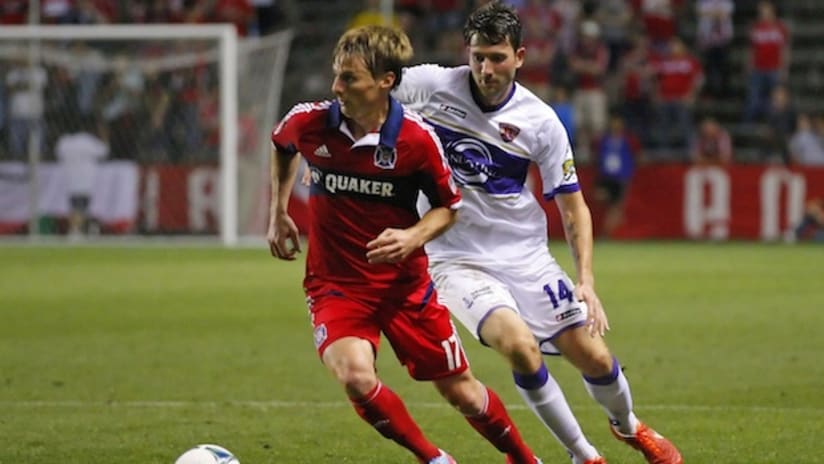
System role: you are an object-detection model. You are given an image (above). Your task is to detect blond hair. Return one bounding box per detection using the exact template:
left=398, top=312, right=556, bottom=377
left=333, top=25, right=413, bottom=89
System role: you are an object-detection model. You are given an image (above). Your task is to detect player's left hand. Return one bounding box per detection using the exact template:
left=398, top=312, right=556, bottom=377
left=576, top=284, right=610, bottom=337
left=365, top=228, right=420, bottom=264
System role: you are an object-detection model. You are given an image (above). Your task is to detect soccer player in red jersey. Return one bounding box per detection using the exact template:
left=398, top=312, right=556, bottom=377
left=267, top=25, right=542, bottom=464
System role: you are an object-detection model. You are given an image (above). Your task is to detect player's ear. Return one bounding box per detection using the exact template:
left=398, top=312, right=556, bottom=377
left=378, top=71, right=396, bottom=90
left=514, top=47, right=526, bottom=69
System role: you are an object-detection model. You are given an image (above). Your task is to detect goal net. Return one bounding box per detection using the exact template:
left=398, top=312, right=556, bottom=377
left=0, top=25, right=294, bottom=245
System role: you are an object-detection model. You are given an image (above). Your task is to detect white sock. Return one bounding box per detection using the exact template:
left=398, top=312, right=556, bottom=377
left=515, top=363, right=600, bottom=461
left=583, top=356, right=639, bottom=436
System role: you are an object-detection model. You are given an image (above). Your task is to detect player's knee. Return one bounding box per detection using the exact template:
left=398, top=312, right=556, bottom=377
left=436, top=376, right=486, bottom=415
left=582, top=350, right=615, bottom=378
left=327, top=360, right=377, bottom=397
left=496, top=332, right=541, bottom=371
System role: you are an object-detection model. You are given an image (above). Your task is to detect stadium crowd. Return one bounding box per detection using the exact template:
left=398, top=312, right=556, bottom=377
left=3, top=0, right=824, bottom=169
left=378, top=0, right=814, bottom=166
left=0, top=0, right=292, bottom=163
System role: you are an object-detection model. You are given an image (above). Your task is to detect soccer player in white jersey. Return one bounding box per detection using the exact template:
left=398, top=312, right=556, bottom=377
left=392, top=2, right=683, bottom=464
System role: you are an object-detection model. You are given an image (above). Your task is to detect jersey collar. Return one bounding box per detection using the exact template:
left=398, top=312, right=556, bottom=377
left=468, top=73, right=516, bottom=113
left=327, top=96, right=404, bottom=149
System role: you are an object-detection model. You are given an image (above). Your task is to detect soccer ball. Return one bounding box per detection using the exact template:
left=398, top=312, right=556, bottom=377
left=174, top=444, right=239, bottom=464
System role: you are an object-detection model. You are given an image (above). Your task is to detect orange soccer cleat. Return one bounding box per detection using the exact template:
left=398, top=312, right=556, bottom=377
left=583, top=458, right=607, bottom=464
left=610, top=421, right=683, bottom=464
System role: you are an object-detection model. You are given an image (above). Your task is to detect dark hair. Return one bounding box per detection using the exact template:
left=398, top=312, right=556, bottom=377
left=463, top=1, right=522, bottom=50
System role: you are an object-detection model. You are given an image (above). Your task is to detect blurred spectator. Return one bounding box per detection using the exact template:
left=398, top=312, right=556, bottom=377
left=690, top=116, right=732, bottom=165
left=55, top=115, right=109, bottom=238
left=593, top=114, right=642, bottom=238
left=395, top=3, right=426, bottom=52
left=421, top=23, right=464, bottom=66
left=595, top=0, right=635, bottom=72
left=73, top=42, right=106, bottom=117
left=618, top=34, right=654, bottom=148
left=0, top=64, right=6, bottom=157
left=0, top=1, right=27, bottom=24
left=347, top=0, right=399, bottom=29
left=423, top=0, right=466, bottom=50
left=165, top=69, right=206, bottom=162
left=695, top=0, right=733, bottom=99
left=551, top=0, right=582, bottom=57
left=631, top=0, right=683, bottom=51
left=788, top=113, right=824, bottom=167
left=44, top=66, right=81, bottom=159
left=58, top=0, right=114, bottom=24
left=569, top=20, right=609, bottom=162
left=791, top=197, right=824, bottom=242
left=249, top=0, right=292, bottom=35
left=517, top=0, right=560, bottom=102
left=99, top=55, right=144, bottom=160
left=5, top=57, right=47, bottom=159
left=744, top=0, right=789, bottom=122
left=762, top=84, right=796, bottom=164
left=139, top=0, right=187, bottom=23
left=550, top=86, right=575, bottom=146
left=187, top=0, right=255, bottom=36
left=650, top=36, right=703, bottom=156
left=142, top=73, right=172, bottom=162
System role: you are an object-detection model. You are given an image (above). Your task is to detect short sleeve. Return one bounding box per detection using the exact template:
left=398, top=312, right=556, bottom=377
left=537, top=118, right=581, bottom=200
left=393, top=64, right=446, bottom=113
left=271, top=104, right=306, bottom=155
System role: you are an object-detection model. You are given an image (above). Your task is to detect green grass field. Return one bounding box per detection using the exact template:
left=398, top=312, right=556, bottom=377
left=1, top=242, right=822, bottom=464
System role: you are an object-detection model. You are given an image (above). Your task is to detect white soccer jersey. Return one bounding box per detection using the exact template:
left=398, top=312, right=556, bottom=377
left=394, top=64, right=580, bottom=266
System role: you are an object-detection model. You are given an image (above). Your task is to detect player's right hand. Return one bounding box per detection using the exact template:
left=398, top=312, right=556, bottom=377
left=267, top=214, right=301, bottom=260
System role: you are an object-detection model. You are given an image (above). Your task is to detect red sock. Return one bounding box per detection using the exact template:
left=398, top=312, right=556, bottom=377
left=465, top=386, right=535, bottom=463
left=350, top=382, right=441, bottom=462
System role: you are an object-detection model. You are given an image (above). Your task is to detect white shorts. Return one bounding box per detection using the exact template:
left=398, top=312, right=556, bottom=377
left=430, top=257, right=589, bottom=355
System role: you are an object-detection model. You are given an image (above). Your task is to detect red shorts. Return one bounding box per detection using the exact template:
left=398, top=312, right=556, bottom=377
left=305, top=281, right=469, bottom=381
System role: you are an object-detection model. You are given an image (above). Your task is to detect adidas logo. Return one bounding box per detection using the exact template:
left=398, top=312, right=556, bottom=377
left=314, top=144, right=331, bottom=157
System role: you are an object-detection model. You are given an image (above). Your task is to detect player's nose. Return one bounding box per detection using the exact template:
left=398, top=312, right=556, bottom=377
left=331, top=76, right=344, bottom=95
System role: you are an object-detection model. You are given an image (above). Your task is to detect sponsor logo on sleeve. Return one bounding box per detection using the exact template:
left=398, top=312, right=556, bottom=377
left=439, top=104, right=467, bottom=119
left=562, top=158, right=576, bottom=181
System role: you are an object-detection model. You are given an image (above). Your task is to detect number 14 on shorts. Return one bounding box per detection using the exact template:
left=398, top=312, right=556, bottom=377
left=542, top=279, right=574, bottom=309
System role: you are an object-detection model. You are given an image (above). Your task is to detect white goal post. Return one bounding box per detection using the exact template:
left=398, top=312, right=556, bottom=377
left=0, top=25, right=294, bottom=246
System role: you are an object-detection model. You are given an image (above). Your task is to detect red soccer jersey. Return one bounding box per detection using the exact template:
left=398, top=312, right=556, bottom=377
left=652, top=54, right=703, bottom=101
left=271, top=97, right=461, bottom=292
left=750, top=20, right=788, bottom=71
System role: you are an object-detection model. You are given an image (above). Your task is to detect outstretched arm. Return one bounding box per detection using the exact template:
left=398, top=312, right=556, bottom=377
left=554, top=191, right=610, bottom=337
left=267, top=145, right=302, bottom=260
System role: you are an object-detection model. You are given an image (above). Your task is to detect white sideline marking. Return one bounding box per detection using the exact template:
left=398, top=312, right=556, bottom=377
left=1, top=400, right=821, bottom=414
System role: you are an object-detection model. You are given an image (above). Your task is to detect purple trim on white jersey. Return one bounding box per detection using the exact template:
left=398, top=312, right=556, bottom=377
left=543, top=183, right=581, bottom=200
left=537, top=320, right=587, bottom=355
left=476, top=304, right=516, bottom=346
left=468, top=73, right=517, bottom=113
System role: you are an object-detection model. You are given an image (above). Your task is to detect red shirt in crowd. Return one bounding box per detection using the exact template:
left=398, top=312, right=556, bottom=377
left=571, top=41, right=610, bottom=90
left=652, top=53, right=703, bottom=101
left=750, top=19, right=789, bottom=71
left=631, top=0, right=684, bottom=44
